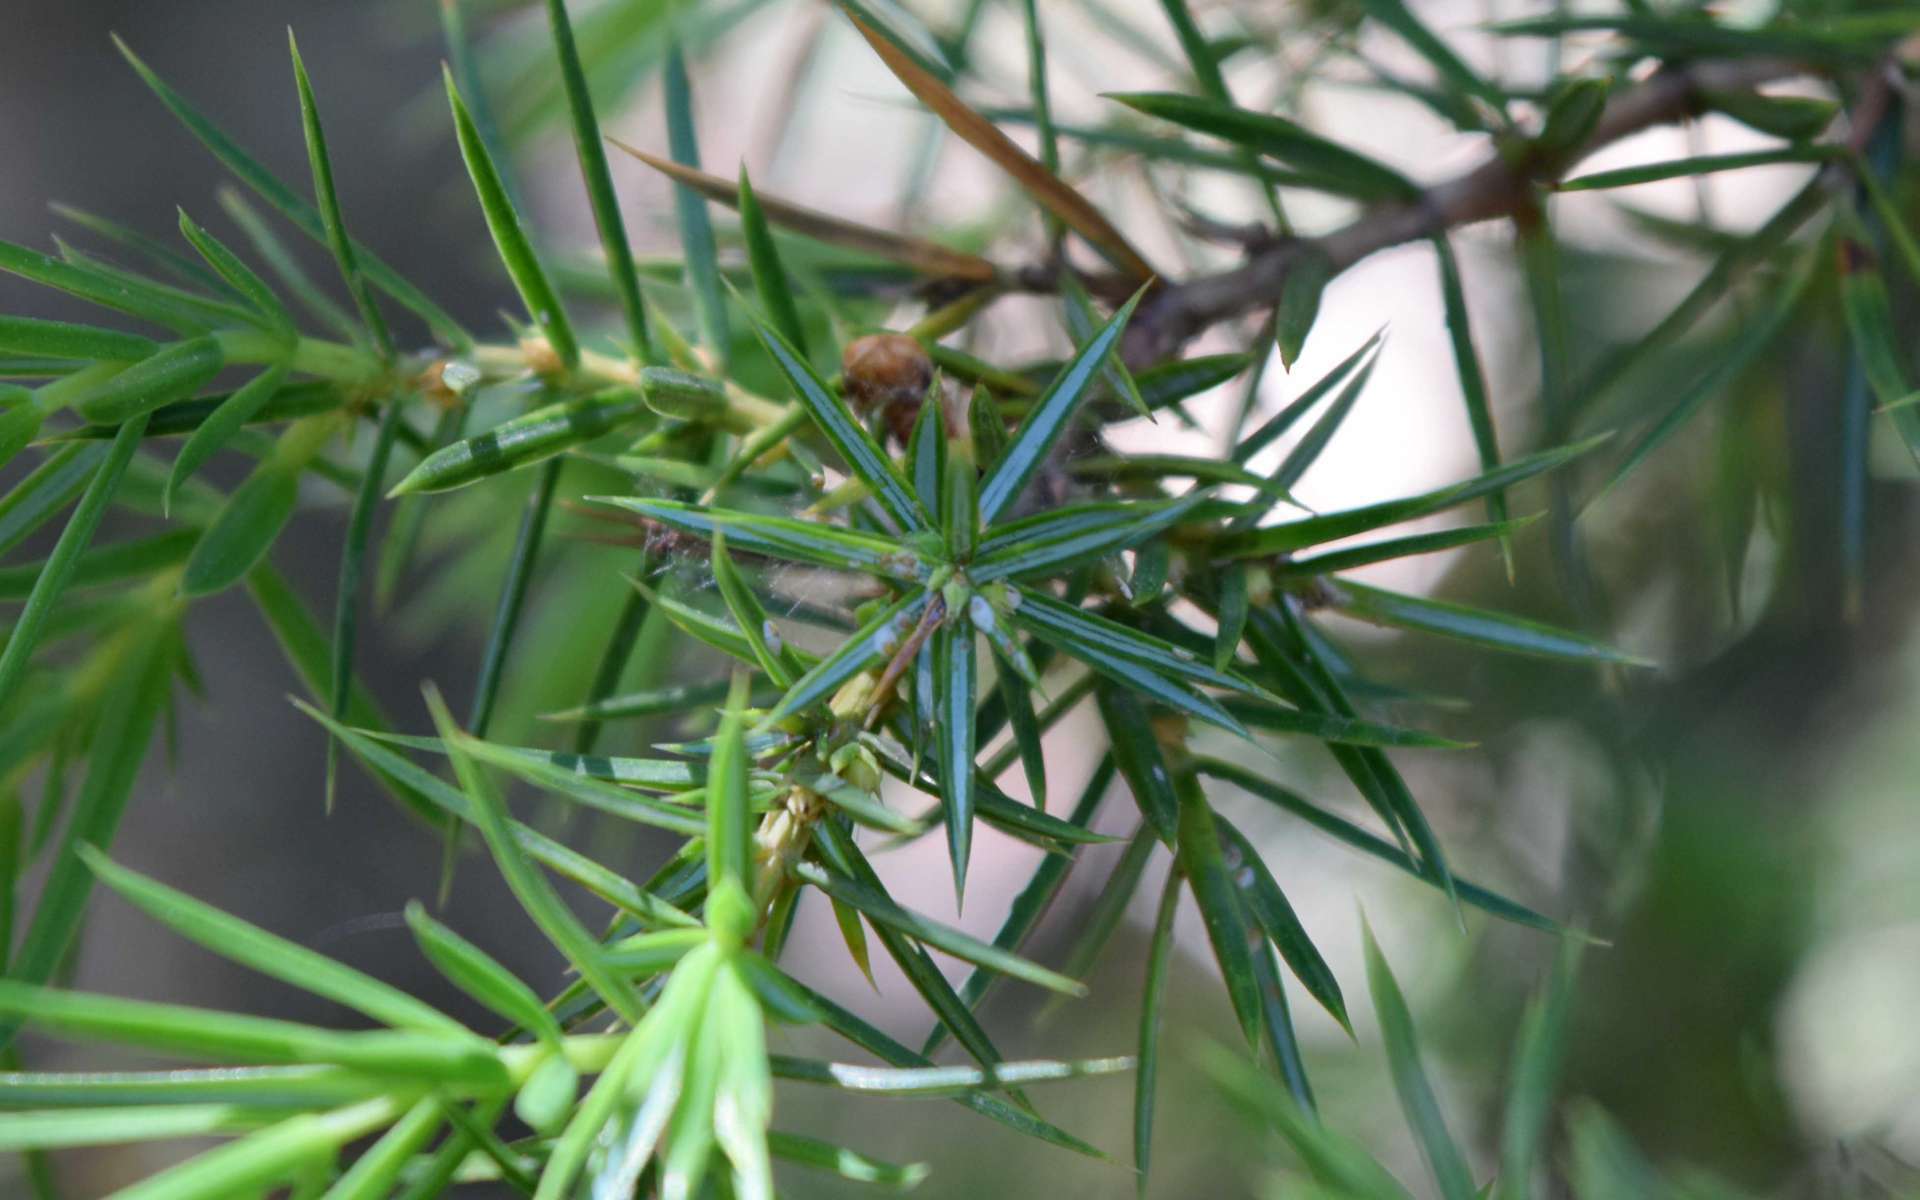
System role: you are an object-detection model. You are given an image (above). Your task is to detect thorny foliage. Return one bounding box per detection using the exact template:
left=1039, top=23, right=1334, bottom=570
left=0, top=0, right=1917, bottom=1196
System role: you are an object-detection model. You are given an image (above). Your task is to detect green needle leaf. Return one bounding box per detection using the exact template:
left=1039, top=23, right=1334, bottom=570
left=467, top=457, right=561, bottom=736
left=933, top=620, right=978, bottom=902
left=1597, top=246, right=1818, bottom=505
left=1136, top=353, right=1252, bottom=417
left=1215, top=817, right=1349, bottom=1033
left=707, top=671, right=753, bottom=895
left=1432, top=234, right=1512, bottom=572
left=445, top=66, right=577, bottom=368
left=1174, top=767, right=1263, bottom=1047
left=1021, top=0, right=1061, bottom=186
left=246, top=566, right=444, bottom=829
left=768, top=1130, right=928, bottom=1189
left=831, top=896, right=877, bottom=990
left=0, top=414, right=148, bottom=713
left=1220, top=435, right=1606, bottom=560
left=1, top=642, right=169, bottom=1052
left=175, top=208, right=290, bottom=331
left=217, top=186, right=360, bottom=341
left=0, top=238, right=253, bottom=334
left=288, top=32, right=394, bottom=359
left=0, top=315, right=156, bottom=362
left=1135, top=863, right=1180, bottom=1195
left=51, top=201, right=243, bottom=299
left=1154, top=0, right=1288, bottom=223
left=1195, top=756, right=1568, bottom=934
left=1061, top=271, right=1149, bottom=419
left=165, top=364, right=287, bottom=515
left=909, top=385, right=944, bottom=511
left=711, top=535, right=799, bottom=687
left=1359, top=0, right=1505, bottom=121
left=1246, top=605, right=1455, bottom=893
left=0, top=530, right=197, bottom=601
left=596, top=497, right=920, bottom=579
left=82, top=1098, right=404, bottom=1200
left=0, top=1105, right=270, bottom=1151
left=80, top=849, right=465, bottom=1036
left=1249, top=933, right=1315, bottom=1110
left=792, top=973, right=1108, bottom=1157
left=391, top=388, right=651, bottom=495
left=115, top=37, right=466, bottom=344
left=791, top=859, right=1083, bottom=997
left=1274, top=517, right=1539, bottom=578
left=71, top=336, right=226, bottom=426
left=709, top=965, right=774, bottom=1199
left=544, top=0, right=652, bottom=361
left=423, top=687, right=645, bottom=1024
left=737, top=167, right=807, bottom=356
left=1051, top=825, right=1157, bottom=1007
left=0, top=981, right=505, bottom=1085
left=926, top=757, right=1114, bottom=1059
left=297, top=702, right=697, bottom=928
left=806, top=822, right=1054, bottom=1103
left=300, top=1096, right=440, bottom=1199
left=1535, top=78, right=1609, bottom=156
left=1108, top=92, right=1417, bottom=202
left=387, top=735, right=714, bottom=817
left=995, top=662, right=1047, bottom=807
left=1012, top=588, right=1262, bottom=701
left=1558, top=146, right=1838, bottom=192
left=1028, top=604, right=1246, bottom=736
left=742, top=309, right=929, bottom=532
left=1234, top=329, right=1382, bottom=465
left=1202, top=1044, right=1411, bottom=1195
left=1576, top=178, right=1826, bottom=423
left=1096, top=684, right=1179, bottom=844
left=403, top=901, right=563, bottom=1047
left=973, top=494, right=1203, bottom=583
left=1839, top=234, right=1920, bottom=462
left=1497, top=937, right=1584, bottom=1198
left=1276, top=248, right=1333, bottom=369
left=1213, top=561, right=1249, bottom=671
left=978, top=284, right=1146, bottom=524
left=326, top=396, right=405, bottom=811
left=182, top=418, right=332, bottom=598
left=1331, top=579, right=1652, bottom=666
left=942, top=396, right=980, bottom=560
left=1704, top=89, right=1838, bottom=141
left=1362, top=918, right=1475, bottom=1200
left=664, top=40, right=730, bottom=362
left=0, top=1059, right=382, bottom=1105
left=771, top=1052, right=1130, bottom=1095
left=1272, top=341, right=1380, bottom=490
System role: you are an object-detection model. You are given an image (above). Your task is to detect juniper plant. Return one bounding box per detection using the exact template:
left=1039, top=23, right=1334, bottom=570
left=0, top=0, right=1916, bottom=1196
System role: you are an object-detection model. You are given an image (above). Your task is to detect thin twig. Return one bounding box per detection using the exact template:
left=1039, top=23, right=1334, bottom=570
left=1117, top=56, right=1813, bottom=366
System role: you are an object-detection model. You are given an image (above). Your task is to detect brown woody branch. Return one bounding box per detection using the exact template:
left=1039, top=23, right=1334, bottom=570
left=1117, top=56, right=1815, bottom=367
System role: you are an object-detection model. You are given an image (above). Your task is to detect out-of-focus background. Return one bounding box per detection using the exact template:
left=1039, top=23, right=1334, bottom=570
left=5, top=1, right=1919, bottom=1195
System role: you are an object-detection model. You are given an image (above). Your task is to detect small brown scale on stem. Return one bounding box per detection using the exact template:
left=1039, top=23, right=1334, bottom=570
left=841, top=332, right=932, bottom=444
